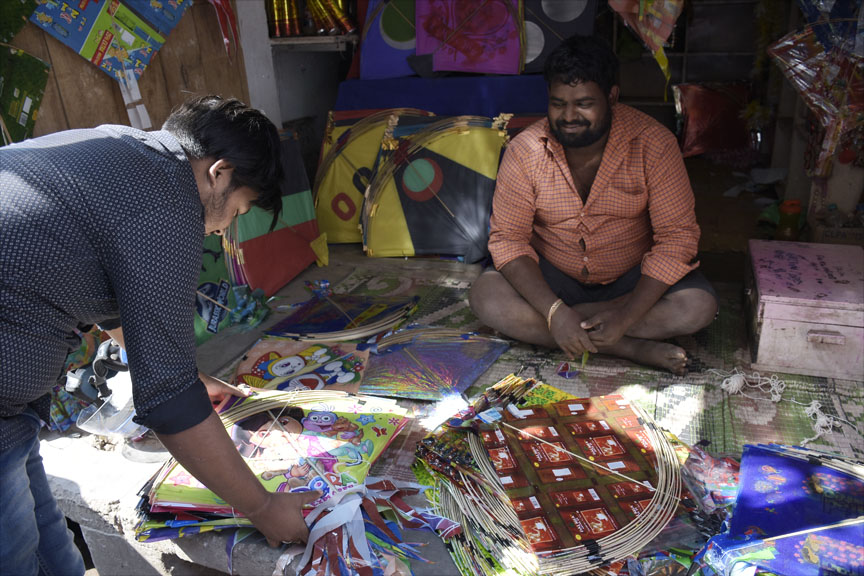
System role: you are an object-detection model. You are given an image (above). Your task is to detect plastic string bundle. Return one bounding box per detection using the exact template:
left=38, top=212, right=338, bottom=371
left=296, top=478, right=461, bottom=576
left=710, top=367, right=860, bottom=446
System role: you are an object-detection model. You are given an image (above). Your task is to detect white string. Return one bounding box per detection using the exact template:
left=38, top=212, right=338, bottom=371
left=710, top=367, right=860, bottom=446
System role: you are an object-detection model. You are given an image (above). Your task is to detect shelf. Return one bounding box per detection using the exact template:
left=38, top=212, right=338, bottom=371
left=270, top=34, right=358, bottom=51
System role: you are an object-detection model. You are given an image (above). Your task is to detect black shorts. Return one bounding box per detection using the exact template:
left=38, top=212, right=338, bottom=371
left=539, top=257, right=717, bottom=306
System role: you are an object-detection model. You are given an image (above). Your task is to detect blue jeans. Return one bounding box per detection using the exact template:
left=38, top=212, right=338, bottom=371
left=0, top=410, right=85, bottom=576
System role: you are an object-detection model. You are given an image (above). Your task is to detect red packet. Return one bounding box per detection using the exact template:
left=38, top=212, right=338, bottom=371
left=599, top=395, right=631, bottom=412
left=519, top=515, right=562, bottom=552
left=504, top=405, right=550, bottom=421
left=497, top=469, right=530, bottom=489
left=552, top=399, right=591, bottom=417
left=566, top=419, right=612, bottom=436
left=517, top=424, right=563, bottom=441
left=560, top=507, right=619, bottom=540
left=620, top=497, right=654, bottom=520
left=615, top=412, right=641, bottom=429
left=607, top=481, right=654, bottom=500
left=480, top=428, right=507, bottom=447
left=511, top=494, right=545, bottom=518
left=575, top=434, right=628, bottom=461
left=488, top=445, right=519, bottom=473
left=625, top=428, right=655, bottom=455
left=536, top=464, right=588, bottom=483
left=522, top=441, right=575, bottom=468
left=595, top=458, right=642, bottom=476
left=549, top=487, right=603, bottom=509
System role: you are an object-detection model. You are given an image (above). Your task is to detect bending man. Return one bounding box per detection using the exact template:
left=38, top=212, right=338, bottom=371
left=0, top=96, right=319, bottom=575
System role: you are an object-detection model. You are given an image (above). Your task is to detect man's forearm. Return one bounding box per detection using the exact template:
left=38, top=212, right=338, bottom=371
left=619, top=274, right=670, bottom=326
left=499, top=256, right=561, bottom=318
left=156, top=411, right=271, bottom=517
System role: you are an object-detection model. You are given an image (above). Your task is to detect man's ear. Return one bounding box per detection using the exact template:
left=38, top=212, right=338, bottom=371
left=207, top=158, right=235, bottom=186
left=608, top=86, right=620, bottom=107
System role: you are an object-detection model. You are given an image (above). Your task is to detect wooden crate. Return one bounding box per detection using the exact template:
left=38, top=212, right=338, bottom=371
left=746, top=240, right=864, bottom=380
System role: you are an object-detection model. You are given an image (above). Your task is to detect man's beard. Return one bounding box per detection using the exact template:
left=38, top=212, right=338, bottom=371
left=550, top=107, right=612, bottom=149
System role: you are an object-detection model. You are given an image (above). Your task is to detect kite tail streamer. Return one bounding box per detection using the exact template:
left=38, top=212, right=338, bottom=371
left=298, top=480, right=461, bottom=576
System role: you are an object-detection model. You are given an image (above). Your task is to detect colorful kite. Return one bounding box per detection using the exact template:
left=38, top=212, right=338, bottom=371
left=314, top=108, right=434, bottom=244
left=361, top=115, right=510, bottom=262
left=608, top=0, right=684, bottom=84
left=697, top=444, right=864, bottom=575
left=265, top=293, right=418, bottom=341
left=522, top=0, right=597, bottom=74
left=359, top=0, right=417, bottom=79
left=223, top=134, right=323, bottom=297
left=768, top=3, right=864, bottom=175
left=233, top=339, right=369, bottom=394
left=135, top=389, right=409, bottom=537
left=414, top=0, right=523, bottom=75
left=359, top=328, right=508, bottom=400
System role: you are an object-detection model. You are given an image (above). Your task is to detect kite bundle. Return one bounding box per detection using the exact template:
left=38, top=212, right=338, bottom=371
left=415, top=374, right=684, bottom=575
left=314, top=108, right=435, bottom=244
left=361, top=114, right=511, bottom=263
left=265, top=293, right=418, bottom=341
left=358, top=325, right=509, bottom=401
left=696, top=444, right=864, bottom=576
left=135, top=389, right=410, bottom=542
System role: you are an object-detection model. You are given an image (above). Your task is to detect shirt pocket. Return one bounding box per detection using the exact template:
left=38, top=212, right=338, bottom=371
left=594, top=178, right=647, bottom=218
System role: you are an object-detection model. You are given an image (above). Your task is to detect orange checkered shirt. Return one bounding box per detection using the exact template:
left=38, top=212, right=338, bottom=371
left=489, top=104, right=700, bottom=286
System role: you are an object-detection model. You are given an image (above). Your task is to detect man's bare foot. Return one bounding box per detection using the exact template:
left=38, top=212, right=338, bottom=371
left=605, top=338, right=690, bottom=375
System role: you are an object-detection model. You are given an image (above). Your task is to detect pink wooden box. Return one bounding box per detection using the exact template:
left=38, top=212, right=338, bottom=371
left=746, top=240, right=863, bottom=380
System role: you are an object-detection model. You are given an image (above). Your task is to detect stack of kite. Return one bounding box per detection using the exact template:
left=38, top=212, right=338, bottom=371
left=222, top=134, right=323, bottom=298
left=358, top=325, right=509, bottom=401
left=314, top=108, right=434, bottom=244
left=361, top=114, right=511, bottom=262
left=695, top=444, right=864, bottom=575
left=265, top=291, right=418, bottom=341
left=134, top=389, right=461, bottom=575
left=414, top=374, right=684, bottom=575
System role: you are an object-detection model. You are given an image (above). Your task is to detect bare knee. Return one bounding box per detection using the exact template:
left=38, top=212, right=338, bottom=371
left=672, top=288, right=718, bottom=334
left=468, top=271, right=502, bottom=324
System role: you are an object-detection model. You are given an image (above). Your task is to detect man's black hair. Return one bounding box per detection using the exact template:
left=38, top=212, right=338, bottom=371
left=163, top=95, right=283, bottom=220
left=543, top=35, right=619, bottom=97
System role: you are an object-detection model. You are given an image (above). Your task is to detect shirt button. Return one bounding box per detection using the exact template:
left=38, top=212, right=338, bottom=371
left=583, top=257, right=589, bottom=262
left=580, top=212, right=585, bottom=217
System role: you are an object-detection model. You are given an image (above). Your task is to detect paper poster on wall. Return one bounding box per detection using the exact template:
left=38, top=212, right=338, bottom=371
left=30, top=0, right=165, bottom=82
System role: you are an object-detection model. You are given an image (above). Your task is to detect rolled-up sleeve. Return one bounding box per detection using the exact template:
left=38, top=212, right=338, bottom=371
left=103, top=206, right=212, bottom=435
left=488, top=140, right=540, bottom=269
left=640, top=131, right=700, bottom=285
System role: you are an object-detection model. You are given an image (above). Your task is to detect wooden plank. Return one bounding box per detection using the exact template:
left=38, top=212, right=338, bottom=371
left=9, top=22, right=69, bottom=136
left=152, top=3, right=208, bottom=109
left=41, top=32, right=126, bottom=128
left=136, top=53, right=173, bottom=129
left=190, top=1, right=250, bottom=103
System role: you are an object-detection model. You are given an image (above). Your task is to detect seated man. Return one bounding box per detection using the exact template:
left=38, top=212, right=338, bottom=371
left=469, top=35, right=717, bottom=375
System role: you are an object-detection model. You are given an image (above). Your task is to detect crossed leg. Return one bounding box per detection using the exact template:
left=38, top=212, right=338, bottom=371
left=468, top=270, right=718, bottom=375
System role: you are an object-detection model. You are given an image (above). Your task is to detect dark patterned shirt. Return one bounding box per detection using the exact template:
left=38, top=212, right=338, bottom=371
left=0, top=125, right=213, bottom=451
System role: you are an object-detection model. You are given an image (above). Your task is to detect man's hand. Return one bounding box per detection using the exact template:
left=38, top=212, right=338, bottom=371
left=246, top=490, right=322, bottom=547
left=549, top=305, right=598, bottom=358
left=199, top=372, right=250, bottom=403
left=580, top=309, right=633, bottom=348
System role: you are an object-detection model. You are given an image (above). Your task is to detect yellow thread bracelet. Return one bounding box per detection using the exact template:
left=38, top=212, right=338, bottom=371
left=546, top=298, right=564, bottom=331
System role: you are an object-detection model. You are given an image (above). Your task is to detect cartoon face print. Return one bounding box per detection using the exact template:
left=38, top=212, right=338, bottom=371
left=321, top=360, right=356, bottom=384
left=280, top=373, right=326, bottom=392
left=300, top=346, right=334, bottom=366
left=270, top=355, right=305, bottom=377
left=302, top=411, right=338, bottom=432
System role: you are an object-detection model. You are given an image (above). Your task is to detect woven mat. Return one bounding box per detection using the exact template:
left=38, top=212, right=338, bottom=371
left=340, top=272, right=864, bottom=462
